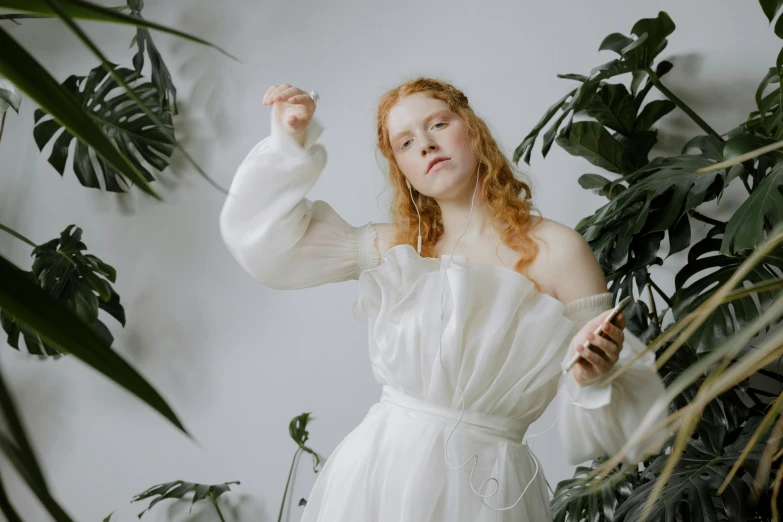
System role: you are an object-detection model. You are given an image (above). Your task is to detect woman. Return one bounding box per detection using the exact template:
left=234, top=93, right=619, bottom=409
left=219, top=78, right=668, bottom=520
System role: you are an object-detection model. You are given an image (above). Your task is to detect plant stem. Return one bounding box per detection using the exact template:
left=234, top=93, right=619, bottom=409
left=688, top=210, right=723, bottom=228
left=645, top=68, right=723, bottom=140
left=741, top=175, right=753, bottom=195
left=648, top=277, right=674, bottom=308
left=0, top=224, right=36, bottom=248
left=210, top=493, right=227, bottom=522
left=278, top=448, right=301, bottom=522
left=657, top=306, right=670, bottom=327
left=0, top=14, right=32, bottom=24
left=646, top=281, right=660, bottom=329
left=0, top=112, right=6, bottom=145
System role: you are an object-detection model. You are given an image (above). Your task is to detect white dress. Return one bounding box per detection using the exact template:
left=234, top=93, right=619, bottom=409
left=219, top=112, right=669, bottom=521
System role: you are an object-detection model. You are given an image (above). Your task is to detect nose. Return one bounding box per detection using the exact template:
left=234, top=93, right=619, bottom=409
left=420, top=139, right=438, bottom=154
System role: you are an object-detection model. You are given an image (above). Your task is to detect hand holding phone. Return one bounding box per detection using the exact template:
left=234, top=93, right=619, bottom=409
left=562, top=295, right=633, bottom=374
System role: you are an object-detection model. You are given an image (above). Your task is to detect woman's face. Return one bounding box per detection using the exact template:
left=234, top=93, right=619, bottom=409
left=386, top=93, right=478, bottom=200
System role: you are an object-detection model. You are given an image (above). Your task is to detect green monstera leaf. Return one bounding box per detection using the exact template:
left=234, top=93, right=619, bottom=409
left=289, top=412, right=324, bottom=472
left=515, top=11, right=676, bottom=169
left=615, top=417, right=769, bottom=522
left=758, top=0, right=783, bottom=70
left=33, top=63, right=174, bottom=192
left=661, top=347, right=751, bottom=456
left=577, top=155, right=723, bottom=271
left=129, top=480, right=240, bottom=519
left=746, top=66, right=783, bottom=140
left=721, top=160, right=783, bottom=255
left=599, top=228, right=667, bottom=342
left=672, top=224, right=783, bottom=354
left=0, top=75, right=21, bottom=115
left=551, top=457, right=640, bottom=522
left=0, top=225, right=124, bottom=357
left=549, top=78, right=673, bottom=176
left=127, top=0, right=178, bottom=115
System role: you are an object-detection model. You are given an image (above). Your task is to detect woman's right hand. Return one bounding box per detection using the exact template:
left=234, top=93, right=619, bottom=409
left=263, top=84, right=316, bottom=145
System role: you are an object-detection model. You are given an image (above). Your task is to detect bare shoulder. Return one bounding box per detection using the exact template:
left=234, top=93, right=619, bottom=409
left=532, top=217, right=591, bottom=259
left=530, top=217, right=608, bottom=303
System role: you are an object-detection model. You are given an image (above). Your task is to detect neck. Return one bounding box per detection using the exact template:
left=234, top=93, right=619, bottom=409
left=435, top=182, right=493, bottom=245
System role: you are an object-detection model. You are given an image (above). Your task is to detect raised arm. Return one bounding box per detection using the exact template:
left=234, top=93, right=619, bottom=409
left=219, top=84, right=379, bottom=289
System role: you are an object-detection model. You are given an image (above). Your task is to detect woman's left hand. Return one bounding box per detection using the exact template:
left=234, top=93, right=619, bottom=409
left=569, top=309, right=626, bottom=386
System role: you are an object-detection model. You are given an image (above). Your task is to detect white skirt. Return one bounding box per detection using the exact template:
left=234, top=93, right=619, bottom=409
left=299, top=385, right=553, bottom=522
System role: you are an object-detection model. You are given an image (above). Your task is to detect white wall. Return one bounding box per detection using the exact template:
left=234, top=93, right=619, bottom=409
left=0, top=0, right=778, bottom=520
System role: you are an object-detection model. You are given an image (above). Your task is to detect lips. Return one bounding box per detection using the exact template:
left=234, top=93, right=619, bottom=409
left=427, top=157, right=450, bottom=173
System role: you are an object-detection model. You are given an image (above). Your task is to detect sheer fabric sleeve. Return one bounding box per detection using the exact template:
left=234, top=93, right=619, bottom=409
left=556, top=293, right=669, bottom=465
left=219, top=112, right=380, bottom=289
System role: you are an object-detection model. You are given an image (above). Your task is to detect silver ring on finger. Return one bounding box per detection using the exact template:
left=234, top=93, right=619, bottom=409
left=308, top=90, right=319, bottom=107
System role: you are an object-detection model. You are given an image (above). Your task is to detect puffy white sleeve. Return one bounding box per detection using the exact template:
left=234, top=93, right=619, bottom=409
left=219, top=112, right=380, bottom=289
left=556, top=293, right=669, bottom=465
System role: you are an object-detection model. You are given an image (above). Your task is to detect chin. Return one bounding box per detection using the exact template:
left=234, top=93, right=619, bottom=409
left=426, top=175, right=476, bottom=200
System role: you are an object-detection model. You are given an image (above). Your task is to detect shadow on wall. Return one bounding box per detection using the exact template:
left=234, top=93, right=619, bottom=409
left=116, top=285, right=212, bottom=413
left=652, top=52, right=761, bottom=158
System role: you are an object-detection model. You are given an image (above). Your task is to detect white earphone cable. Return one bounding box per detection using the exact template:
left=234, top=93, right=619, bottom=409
left=407, top=167, right=559, bottom=511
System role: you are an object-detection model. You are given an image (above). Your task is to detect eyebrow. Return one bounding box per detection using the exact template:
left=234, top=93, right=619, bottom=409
left=389, top=110, right=451, bottom=143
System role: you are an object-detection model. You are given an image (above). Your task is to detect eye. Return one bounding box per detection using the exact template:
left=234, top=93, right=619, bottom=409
left=400, top=122, right=446, bottom=150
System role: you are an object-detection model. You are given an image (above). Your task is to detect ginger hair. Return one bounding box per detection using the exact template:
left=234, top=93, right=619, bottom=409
left=375, top=77, right=542, bottom=291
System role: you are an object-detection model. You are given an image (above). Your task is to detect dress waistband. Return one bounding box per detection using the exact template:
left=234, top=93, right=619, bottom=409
left=379, top=385, right=529, bottom=443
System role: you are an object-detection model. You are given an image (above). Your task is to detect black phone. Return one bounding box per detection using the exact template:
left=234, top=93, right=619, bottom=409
left=562, top=295, right=633, bottom=373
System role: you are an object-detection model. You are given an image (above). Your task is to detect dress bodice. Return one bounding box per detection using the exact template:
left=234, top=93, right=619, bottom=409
left=355, top=243, right=608, bottom=429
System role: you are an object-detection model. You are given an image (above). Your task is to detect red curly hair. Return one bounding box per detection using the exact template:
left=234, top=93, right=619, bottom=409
left=375, top=77, right=543, bottom=291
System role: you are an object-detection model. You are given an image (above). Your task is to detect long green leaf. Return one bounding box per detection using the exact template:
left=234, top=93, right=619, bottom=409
left=0, top=255, right=190, bottom=437
left=0, top=0, right=237, bottom=60
left=0, top=361, right=75, bottom=521
left=513, top=88, right=576, bottom=164
left=0, top=469, right=24, bottom=522
left=0, top=26, right=159, bottom=198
